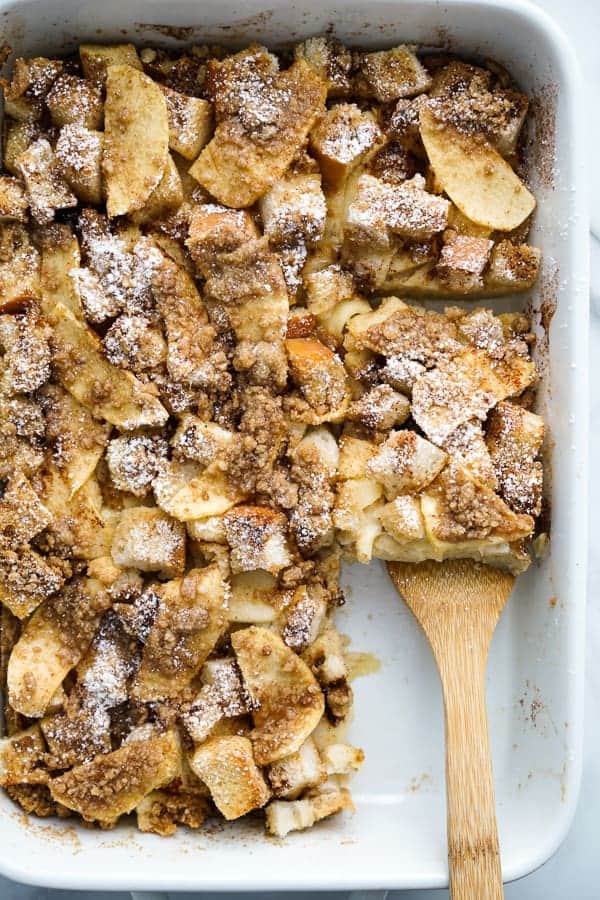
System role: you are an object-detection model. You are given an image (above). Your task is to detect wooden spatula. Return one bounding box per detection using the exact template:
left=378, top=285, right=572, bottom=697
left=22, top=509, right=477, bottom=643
left=387, top=558, right=515, bottom=900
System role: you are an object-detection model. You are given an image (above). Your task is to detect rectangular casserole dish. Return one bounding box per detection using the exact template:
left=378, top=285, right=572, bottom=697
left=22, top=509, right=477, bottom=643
left=0, top=0, right=588, bottom=891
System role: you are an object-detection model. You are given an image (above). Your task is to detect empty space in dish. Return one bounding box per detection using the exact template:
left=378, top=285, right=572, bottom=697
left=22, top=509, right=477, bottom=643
left=0, top=0, right=588, bottom=891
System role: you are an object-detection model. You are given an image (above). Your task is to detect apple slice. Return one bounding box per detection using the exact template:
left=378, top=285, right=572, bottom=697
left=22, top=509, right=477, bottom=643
left=419, top=104, right=535, bottom=231
left=103, top=65, right=169, bottom=217
left=232, top=626, right=324, bottom=765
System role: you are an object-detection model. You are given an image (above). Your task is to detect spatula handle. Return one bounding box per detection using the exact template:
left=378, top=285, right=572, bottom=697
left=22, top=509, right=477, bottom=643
left=439, top=648, right=503, bottom=900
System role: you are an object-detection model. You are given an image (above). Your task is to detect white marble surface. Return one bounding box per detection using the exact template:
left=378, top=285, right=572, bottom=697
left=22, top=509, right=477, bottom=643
left=1, top=0, right=598, bottom=896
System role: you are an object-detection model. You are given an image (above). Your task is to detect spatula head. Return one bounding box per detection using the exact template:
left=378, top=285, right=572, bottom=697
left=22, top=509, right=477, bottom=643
left=387, top=559, right=515, bottom=651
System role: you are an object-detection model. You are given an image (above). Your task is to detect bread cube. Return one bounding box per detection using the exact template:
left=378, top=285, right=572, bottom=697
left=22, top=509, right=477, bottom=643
left=3, top=57, right=63, bottom=122
left=347, top=384, right=410, bottom=430
left=367, top=139, right=418, bottom=184
left=0, top=176, right=28, bottom=222
left=436, top=231, right=493, bottom=294
left=354, top=45, right=431, bottom=102
left=0, top=548, right=63, bottom=619
left=366, top=430, right=447, bottom=497
left=204, top=44, right=280, bottom=122
left=338, top=435, right=378, bottom=479
left=377, top=495, right=426, bottom=543
left=70, top=266, right=117, bottom=324
left=421, top=462, right=535, bottom=545
left=288, top=428, right=337, bottom=554
left=295, top=36, right=352, bottom=97
left=412, top=348, right=535, bottom=444
left=151, top=247, right=227, bottom=389
left=181, top=683, right=226, bottom=744
left=0, top=725, right=48, bottom=786
left=187, top=515, right=227, bottom=544
left=259, top=172, right=327, bottom=246
left=0, top=311, right=50, bottom=392
left=3, top=394, right=44, bottom=443
left=137, top=788, right=211, bottom=836
left=76, top=209, right=133, bottom=312
left=189, top=59, right=326, bottom=208
left=381, top=355, right=426, bottom=394
left=16, top=138, right=77, bottom=225
left=111, top=506, right=186, bottom=578
left=134, top=565, right=228, bottom=701
left=333, top=478, right=383, bottom=562
left=3, top=121, right=42, bottom=176
left=429, top=60, right=528, bottom=157
left=301, top=422, right=341, bottom=471
left=265, top=786, right=353, bottom=837
left=55, top=124, right=103, bottom=205
left=201, top=657, right=248, bottom=717
left=46, top=74, right=103, bottom=129
left=309, top=104, right=383, bottom=188
left=79, top=43, right=142, bottom=85
left=281, top=583, right=328, bottom=651
left=171, top=414, right=235, bottom=467
left=224, top=505, right=291, bottom=575
left=487, top=401, right=544, bottom=516
left=186, top=203, right=259, bottom=276
left=346, top=174, right=449, bottom=247
left=321, top=743, right=365, bottom=776
left=485, top=241, right=541, bottom=293
left=160, top=84, right=213, bottom=160
left=304, top=264, right=356, bottom=314
left=189, top=736, right=270, bottom=820
left=106, top=433, right=168, bottom=497
left=0, top=223, right=38, bottom=311
left=103, top=314, right=167, bottom=373
left=286, top=338, right=349, bottom=422
left=0, top=472, right=51, bottom=549
left=442, top=419, right=497, bottom=487
left=268, top=737, right=325, bottom=799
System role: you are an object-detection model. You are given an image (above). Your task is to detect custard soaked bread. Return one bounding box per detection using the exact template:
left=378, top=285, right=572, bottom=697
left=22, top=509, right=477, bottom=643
left=0, top=37, right=543, bottom=839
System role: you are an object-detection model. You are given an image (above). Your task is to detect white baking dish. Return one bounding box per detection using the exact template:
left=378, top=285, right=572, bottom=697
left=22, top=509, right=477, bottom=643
left=0, top=0, right=588, bottom=891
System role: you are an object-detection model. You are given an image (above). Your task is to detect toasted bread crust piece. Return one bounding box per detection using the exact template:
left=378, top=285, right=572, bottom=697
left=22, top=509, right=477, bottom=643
left=189, top=59, right=326, bottom=208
